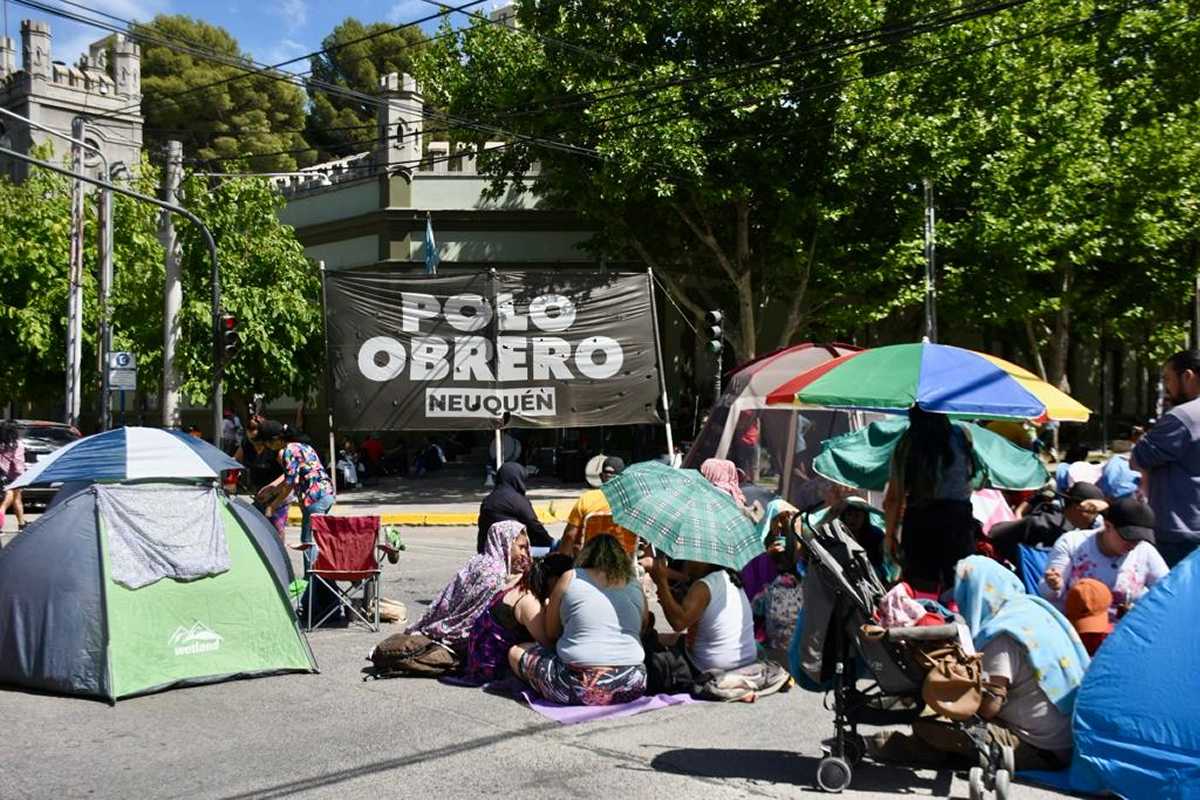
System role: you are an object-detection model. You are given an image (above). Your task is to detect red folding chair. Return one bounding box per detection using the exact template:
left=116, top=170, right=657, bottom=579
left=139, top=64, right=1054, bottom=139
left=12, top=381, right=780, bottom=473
left=294, top=515, right=396, bottom=632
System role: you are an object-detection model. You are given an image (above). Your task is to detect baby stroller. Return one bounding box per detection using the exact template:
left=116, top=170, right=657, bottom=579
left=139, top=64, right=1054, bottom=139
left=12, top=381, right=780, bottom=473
left=798, top=519, right=1013, bottom=798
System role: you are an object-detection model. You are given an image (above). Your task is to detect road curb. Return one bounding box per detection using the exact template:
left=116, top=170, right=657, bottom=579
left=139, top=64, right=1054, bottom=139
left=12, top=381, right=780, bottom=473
left=287, top=503, right=569, bottom=527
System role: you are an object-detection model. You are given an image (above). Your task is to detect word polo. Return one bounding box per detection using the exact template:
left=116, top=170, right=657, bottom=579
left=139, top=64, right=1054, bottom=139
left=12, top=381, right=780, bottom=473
left=356, top=291, right=624, bottom=382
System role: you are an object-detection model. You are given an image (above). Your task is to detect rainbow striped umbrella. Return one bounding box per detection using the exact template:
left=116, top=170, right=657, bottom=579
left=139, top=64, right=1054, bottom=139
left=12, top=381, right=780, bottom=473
left=765, top=342, right=1049, bottom=421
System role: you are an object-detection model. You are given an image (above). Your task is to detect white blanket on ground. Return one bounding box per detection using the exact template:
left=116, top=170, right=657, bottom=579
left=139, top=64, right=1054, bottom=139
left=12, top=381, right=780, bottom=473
left=97, top=484, right=230, bottom=589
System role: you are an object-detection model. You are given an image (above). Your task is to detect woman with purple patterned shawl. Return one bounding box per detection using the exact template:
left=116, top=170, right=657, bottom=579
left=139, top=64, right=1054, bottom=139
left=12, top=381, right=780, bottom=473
left=406, top=520, right=531, bottom=655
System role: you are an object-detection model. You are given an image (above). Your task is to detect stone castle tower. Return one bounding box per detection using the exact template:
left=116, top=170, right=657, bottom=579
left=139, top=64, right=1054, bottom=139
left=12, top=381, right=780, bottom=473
left=0, top=19, right=144, bottom=180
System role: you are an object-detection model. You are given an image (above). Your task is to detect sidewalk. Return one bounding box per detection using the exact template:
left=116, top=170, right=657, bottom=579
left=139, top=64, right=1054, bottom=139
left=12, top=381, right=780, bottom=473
left=284, top=464, right=585, bottom=526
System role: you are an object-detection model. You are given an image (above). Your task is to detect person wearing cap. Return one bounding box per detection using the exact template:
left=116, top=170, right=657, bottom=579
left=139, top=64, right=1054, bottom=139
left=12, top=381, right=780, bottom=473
left=1065, top=579, right=1114, bottom=656
left=1132, top=349, right=1200, bottom=567
left=988, top=482, right=1108, bottom=565
left=560, top=457, right=626, bottom=556
left=1039, top=497, right=1169, bottom=618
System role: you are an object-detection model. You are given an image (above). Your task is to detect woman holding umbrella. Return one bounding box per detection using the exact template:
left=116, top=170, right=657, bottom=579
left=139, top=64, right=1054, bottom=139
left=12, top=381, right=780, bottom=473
left=884, top=407, right=978, bottom=594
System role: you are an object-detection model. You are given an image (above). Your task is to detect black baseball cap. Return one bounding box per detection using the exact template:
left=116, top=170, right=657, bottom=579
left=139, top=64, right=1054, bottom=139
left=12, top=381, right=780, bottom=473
left=602, top=456, right=626, bottom=474
left=252, top=420, right=284, bottom=442
left=1106, top=497, right=1156, bottom=544
left=1062, top=482, right=1105, bottom=504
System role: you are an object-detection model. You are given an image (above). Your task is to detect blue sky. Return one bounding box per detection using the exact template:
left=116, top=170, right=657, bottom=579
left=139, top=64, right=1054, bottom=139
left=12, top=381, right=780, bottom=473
left=5, top=0, right=474, bottom=74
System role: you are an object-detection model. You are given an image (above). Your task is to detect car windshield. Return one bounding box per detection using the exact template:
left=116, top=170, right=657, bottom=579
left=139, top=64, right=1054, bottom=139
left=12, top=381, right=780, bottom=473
left=19, top=426, right=79, bottom=449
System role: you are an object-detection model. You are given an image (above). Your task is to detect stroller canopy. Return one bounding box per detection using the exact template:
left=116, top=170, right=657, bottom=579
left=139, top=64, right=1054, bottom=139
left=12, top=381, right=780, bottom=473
left=0, top=484, right=313, bottom=701
left=1071, top=548, right=1200, bottom=796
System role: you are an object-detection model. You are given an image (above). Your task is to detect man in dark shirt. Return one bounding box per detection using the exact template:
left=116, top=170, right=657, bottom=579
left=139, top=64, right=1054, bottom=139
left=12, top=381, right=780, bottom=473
left=1132, top=349, right=1200, bottom=567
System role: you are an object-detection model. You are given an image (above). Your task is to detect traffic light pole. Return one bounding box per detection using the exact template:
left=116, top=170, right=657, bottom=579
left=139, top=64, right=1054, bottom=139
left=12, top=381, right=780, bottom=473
left=0, top=144, right=223, bottom=446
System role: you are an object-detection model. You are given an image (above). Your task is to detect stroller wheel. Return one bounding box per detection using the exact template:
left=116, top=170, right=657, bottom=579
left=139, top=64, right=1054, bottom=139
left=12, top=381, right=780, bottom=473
left=967, top=766, right=986, bottom=800
left=842, top=733, right=866, bottom=766
left=816, top=756, right=853, bottom=793
left=994, top=769, right=1011, bottom=800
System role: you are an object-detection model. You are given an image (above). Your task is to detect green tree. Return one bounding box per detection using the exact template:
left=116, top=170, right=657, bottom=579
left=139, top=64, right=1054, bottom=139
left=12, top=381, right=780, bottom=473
left=415, top=0, right=889, bottom=361
left=306, top=18, right=427, bottom=159
left=137, top=15, right=314, bottom=172
left=0, top=156, right=323, bottom=421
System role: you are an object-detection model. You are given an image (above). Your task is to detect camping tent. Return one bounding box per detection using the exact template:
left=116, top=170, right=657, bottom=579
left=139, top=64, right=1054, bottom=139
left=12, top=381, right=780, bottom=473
left=684, top=343, right=862, bottom=509
left=1068, top=547, right=1200, bottom=798
left=0, top=483, right=316, bottom=701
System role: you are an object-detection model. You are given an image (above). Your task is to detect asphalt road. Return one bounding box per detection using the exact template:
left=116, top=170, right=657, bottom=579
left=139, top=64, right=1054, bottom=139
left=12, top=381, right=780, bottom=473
left=0, top=525, right=1073, bottom=800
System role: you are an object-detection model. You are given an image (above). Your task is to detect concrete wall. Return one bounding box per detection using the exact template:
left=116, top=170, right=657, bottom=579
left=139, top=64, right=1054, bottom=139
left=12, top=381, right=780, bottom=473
left=278, top=179, right=379, bottom=229
left=306, top=235, right=380, bottom=271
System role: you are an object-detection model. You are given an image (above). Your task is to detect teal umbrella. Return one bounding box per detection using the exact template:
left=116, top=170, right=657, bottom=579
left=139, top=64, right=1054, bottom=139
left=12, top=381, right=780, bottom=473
left=600, top=461, right=761, bottom=570
left=813, top=418, right=1048, bottom=492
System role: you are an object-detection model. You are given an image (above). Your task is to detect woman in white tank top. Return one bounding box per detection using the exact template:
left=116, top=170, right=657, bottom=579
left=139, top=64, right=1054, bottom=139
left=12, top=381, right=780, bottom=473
left=650, top=559, right=757, bottom=673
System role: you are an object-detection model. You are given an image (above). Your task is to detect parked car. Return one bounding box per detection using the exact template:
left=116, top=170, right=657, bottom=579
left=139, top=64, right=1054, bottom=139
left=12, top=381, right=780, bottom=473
left=10, top=420, right=81, bottom=507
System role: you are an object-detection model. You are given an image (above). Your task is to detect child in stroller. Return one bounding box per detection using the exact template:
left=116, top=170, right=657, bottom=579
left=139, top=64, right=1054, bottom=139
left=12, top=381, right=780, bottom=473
left=796, top=518, right=1015, bottom=798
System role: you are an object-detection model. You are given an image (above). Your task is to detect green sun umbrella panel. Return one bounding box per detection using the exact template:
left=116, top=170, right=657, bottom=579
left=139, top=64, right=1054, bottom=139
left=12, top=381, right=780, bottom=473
left=599, top=461, right=761, bottom=571
left=813, top=417, right=1048, bottom=492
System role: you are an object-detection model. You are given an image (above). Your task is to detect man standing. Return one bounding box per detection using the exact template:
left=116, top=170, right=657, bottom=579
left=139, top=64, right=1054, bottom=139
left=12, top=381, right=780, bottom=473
left=1132, top=350, right=1200, bottom=567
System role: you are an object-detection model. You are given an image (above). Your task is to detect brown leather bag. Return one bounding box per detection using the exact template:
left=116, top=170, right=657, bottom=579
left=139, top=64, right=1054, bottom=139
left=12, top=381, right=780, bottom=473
left=916, top=644, right=983, bottom=721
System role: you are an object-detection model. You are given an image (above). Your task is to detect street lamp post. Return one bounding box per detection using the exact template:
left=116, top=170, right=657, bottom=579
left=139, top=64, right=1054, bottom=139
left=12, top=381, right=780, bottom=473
left=0, top=143, right=224, bottom=446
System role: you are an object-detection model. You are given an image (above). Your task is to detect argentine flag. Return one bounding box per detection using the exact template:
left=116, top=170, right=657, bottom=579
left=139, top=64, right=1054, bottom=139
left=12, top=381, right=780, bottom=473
left=424, top=213, right=440, bottom=275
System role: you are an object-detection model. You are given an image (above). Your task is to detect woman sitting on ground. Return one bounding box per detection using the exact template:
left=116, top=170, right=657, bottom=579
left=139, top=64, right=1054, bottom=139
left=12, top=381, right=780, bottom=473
left=509, top=534, right=648, bottom=706
left=461, top=553, right=575, bottom=684
left=871, top=556, right=1089, bottom=771
left=649, top=555, right=758, bottom=675
left=407, top=520, right=532, bottom=657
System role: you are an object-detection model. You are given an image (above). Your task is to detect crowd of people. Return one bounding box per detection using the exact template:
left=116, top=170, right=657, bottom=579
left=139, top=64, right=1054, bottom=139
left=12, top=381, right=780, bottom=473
left=388, top=349, right=1200, bottom=779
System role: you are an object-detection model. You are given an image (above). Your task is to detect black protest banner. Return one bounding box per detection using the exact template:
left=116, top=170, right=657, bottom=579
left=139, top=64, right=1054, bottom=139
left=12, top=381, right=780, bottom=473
left=325, top=269, right=664, bottom=430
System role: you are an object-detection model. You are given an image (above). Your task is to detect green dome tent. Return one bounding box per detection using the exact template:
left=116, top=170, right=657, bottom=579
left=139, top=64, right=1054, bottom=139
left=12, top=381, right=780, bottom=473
left=0, top=484, right=316, bottom=701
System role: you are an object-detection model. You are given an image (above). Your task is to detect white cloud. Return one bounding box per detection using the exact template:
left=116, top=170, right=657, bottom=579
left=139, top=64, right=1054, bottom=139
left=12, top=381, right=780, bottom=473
left=263, top=37, right=307, bottom=67
left=276, top=0, right=307, bottom=32
left=387, top=0, right=431, bottom=25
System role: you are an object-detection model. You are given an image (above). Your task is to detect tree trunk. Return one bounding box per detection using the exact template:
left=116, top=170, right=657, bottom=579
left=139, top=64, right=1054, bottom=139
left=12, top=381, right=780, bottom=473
left=1048, top=266, right=1073, bottom=393
left=1023, top=318, right=1049, bottom=381
left=776, top=231, right=817, bottom=350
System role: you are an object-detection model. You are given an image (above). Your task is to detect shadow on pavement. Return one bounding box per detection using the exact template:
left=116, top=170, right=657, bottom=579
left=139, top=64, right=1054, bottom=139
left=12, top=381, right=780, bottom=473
left=649, top=747, right=954, bottom=794
left=216, top=721, right=561, bottom=800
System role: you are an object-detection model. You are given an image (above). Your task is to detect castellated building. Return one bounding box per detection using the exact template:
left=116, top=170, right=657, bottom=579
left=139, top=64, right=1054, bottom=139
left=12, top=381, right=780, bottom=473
left=0, top=19, right=144, bottom=181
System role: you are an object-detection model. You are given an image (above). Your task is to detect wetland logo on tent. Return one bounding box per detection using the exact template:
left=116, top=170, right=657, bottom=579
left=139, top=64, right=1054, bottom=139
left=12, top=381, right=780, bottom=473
left=169, top=622, right=223, bottom=656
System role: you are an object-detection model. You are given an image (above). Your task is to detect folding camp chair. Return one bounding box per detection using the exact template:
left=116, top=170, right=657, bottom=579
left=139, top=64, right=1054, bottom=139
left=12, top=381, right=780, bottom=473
left=293, top=515, right=397, bottom=632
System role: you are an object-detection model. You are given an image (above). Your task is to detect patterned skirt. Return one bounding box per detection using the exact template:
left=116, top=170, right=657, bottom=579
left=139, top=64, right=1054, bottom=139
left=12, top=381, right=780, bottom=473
left=518, top=643, right=646, bottom=706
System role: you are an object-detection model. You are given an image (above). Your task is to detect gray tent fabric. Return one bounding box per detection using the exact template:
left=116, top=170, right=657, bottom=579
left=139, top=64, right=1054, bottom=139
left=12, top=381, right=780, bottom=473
left=96, top=484, right=229, bottom=589
left=0, top=490, right=109, bottom=698
left=228, top=498, right=294, bottom=591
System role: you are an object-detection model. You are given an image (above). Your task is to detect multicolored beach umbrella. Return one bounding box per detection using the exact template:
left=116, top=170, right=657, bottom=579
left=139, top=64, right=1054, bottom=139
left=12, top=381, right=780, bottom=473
left=765, top=342, right=1050, bottom=421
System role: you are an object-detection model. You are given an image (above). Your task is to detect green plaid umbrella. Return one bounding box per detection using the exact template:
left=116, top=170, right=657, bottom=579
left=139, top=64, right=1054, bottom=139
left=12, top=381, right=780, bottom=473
left=599, top=461, right=760, bottom=570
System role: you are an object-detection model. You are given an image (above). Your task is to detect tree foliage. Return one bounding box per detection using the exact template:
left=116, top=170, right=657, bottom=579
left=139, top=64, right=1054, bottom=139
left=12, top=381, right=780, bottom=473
left=305, top=18, right=427, bottom=159
left=0, top=153, right=322, bottom=420
left=415, top=0, right=1200, bottom=383
left=137, top=15, right=314, bottom=172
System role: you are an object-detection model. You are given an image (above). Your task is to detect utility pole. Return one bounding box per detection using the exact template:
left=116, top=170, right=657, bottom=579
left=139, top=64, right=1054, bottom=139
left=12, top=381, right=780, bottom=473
left=923, top=177, right=938, bottom=343
left=161, top=140, right=182, bottom=428
left=65, top=118, right=85, bottom=428
left=97, top=176, right=113, bottom=429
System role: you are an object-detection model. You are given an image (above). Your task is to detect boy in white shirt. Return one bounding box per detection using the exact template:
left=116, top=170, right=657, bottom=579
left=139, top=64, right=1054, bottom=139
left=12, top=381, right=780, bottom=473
left=1040, top=497, right=1169, bottom=619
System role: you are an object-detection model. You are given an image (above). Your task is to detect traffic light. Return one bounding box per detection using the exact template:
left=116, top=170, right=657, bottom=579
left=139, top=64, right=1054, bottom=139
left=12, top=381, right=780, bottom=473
left=219, top=313, right=238, bottom=356
left=705, top=310, right=723, bottom=354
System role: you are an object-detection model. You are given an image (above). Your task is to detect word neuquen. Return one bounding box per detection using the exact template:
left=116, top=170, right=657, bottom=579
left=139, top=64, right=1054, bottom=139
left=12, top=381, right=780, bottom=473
left=357, top=292, right=624, bottom=382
